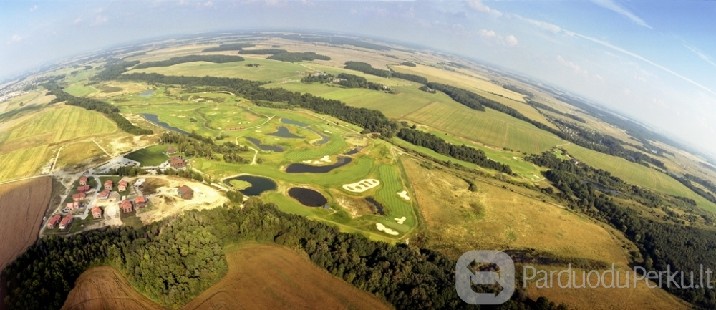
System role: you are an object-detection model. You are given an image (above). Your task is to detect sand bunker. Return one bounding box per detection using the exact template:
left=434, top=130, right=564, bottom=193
left=342, top=179, right=380, bottom=193
left=301, top=155, right=331, bottom=165
left=376, top=223, right=399, bottom=236
left=394, top=217, right=406, bottom=224
left=397, top=190, right=410, bottom=201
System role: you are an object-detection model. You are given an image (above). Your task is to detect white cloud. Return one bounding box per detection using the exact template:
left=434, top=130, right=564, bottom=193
left=477, top=29, right=518, bottom=47
left=29, top=4, right=38, bottom=12
left=504, top=34, right=518, bottom=47
left=684, top=45, right=716, bottom=69
left=590, top=0, right=652, bottom=29
left=7, top=34, right=23, bottom=45
left=557, top=55, right=588, bottom=77
left=478, top=29, right=496, bottom=39
left=93, top=14, right=108, bottom=25
left=467, top=0, right=502, bottom=17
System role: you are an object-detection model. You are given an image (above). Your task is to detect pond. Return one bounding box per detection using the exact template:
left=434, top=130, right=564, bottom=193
left=288, top=187, right=328, bottom=207
left=223, top=175, right=277, bottom=196
left=139, top=89, right=155, bottom=97
left=365, top=197, right=385, bottom=215
left=281, top=118, right=308, bottom=127
left=142, top=114, right=189, bottom=135
left=312, top=130, right=330, bottom=145
left=344, top=147, right=361, bottom=156
left=246, top=137, right=285, bottom=152
left=285, top=156, right=352, bottom=173
left=269, top=126, right=301, bottom=138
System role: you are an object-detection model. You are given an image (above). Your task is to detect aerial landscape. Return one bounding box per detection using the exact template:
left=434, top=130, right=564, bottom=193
left=0, top=1, right=715, bottom=309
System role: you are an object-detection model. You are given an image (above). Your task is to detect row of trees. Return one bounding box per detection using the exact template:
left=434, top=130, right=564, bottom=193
left=528, top=151, right=716, bottom=308
left=202, top=43, right=255, bottom=52
left=2, top=202, right=566, bottom=310
left=301, top=72, right=390, bottom=92
left=344, top=61, right=428, bottom=84
left=268, top=51, right=331, bottom=62
left=44, top=81, right=152, bottom=135
left=398, top=128, right=512, bottom=174
left=133, top=55, right=245, bottom=69
left=159, top=132, right=249, bottom=164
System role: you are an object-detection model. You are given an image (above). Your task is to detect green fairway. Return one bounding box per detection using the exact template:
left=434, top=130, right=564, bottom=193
left=125, top=145, right=168, bottom=166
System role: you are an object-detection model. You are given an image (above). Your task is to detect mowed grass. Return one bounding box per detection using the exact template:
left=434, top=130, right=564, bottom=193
left=373, top=164, right=416, bottom=233
left=405, top=100, right=564, bottom=154
left=0, top=105, right=120, bottom=181
left=564, top=144, right=716, bottom=211
left=183, top=244, right=391, bottom=310
left=125, top=145, right=168, bottom=166
left=128, top=58, right=306, bottom=82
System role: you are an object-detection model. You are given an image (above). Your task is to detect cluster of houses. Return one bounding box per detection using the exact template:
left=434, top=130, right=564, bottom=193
left=46, top=214, right=73, bottom=230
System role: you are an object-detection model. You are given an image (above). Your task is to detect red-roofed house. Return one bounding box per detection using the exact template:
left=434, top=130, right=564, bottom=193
left=104, top=180, right=113, bottom=190
left=98, top=189, right=110, bottom=199
left=169, top=157, right=186, bottom=169
left=91, top=207, right=103, bottom=219
left=72, top=192, right=86, bottom=202
left=120, top=200, right=133, bottom=213
left=59, top=215, right=73, bottom=230
left=79, top=176, right=88, bottom=186
left=76, top=184, right=90, bottom=193
left=178, top=185, right=193, bottom=199
left=118, top=180, right=128, bottom=191
left=46, top=214, right=62, bottom=229
left=134, top=196, right=147, bottom=208
left=66, top=202, right=79, bottom=211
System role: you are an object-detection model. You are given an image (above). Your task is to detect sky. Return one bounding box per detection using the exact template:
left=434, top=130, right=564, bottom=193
left=1, top=0, right=715, bottom=160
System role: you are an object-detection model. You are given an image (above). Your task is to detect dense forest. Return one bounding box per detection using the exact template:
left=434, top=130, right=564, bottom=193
left=344, top=61, right=428, bottom=84
left=528, top=151, right=716, bottom=308
left=301, top=72, right=391, bottom=92
left=2, top=203, right=566, bottom=310
left=237, top=48, right=330, bottom=62
left=159, top=132, right=249, bottom=164
left=398, top=128, right=512, bottom=174
left=525, top=99, right=584, bottom=123
left=133, top=55, right=245, bottom=69
left=44, top=81, right=152, bottom=135
left=201, top=43, right=256, bottom=52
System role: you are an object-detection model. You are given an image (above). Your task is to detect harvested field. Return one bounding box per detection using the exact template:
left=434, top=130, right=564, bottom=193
left=183, top=244, right=391, bottom=310
left=61, top=267, right=162, bottom=310
left=0, top=177, right=52, bottom=271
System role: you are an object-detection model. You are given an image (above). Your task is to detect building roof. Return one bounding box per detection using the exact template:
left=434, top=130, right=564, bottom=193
left=79, top=176, right=88, bottom=182
left=48, top=214, right=62, bottom=225
left=135, top=196, right=146, bottom=204
left=120, top=200, right=132, bottom=208
left=91, top=207, right=102, bottom=216
left=105, top=180, right=113, bottom=185
left=178, top=185, right=193, bottom=194
left=72, top=192, right=86, bottom=199
left=119, top=180, right=128, bottom=186
left=60, top=215, right=73, bottom=225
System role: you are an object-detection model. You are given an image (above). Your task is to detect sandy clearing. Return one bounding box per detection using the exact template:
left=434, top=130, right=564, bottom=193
left=302, top=155, right=331, bottom=165
left=376, top=223, right=399, bottom=236
left=397, top=190, right=410, bottom=201
left=394, top=217, right=406, bottom=224
left=137, top=176, right=228, bottom=224
left=342, top=179, right=380, bottom=193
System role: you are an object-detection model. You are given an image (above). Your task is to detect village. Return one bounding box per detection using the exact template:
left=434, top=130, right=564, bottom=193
left=40, top=154, right=200, bottom=236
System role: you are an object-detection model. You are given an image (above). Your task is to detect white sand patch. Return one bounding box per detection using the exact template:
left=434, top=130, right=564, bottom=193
left=397, top=190, right=410, bottom=201
left=342, top=179, right=379, bottom=193
left=376, top=223, right=399, bottom=236
left=302, top=155, right=332, bottom=165
left=395, top=217, right=406, bottom=224
left=255, top=130, right=262, bottom=132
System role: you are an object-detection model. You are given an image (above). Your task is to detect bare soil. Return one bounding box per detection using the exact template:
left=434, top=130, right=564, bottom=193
left=61, top=267, right=162, bottom=310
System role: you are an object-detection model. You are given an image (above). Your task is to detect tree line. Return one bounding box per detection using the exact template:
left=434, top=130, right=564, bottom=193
left=44, top=81, right=152, bottom=135
left=159, top=131, right=249, bottom=164
left=133, top=55, right=245, bottom=69
left=202, top=43, right=256, bottom=52
left=528, top=151, right=716, bottom=308
left=2, top=202, right=566, bottom=310
left=344, top=61, right=428, bottom=84
left=301, top=72, right=392, bottom=92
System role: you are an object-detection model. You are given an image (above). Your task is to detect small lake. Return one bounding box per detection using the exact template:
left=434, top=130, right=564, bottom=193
left=313, top=131, right=330, bottom=145
left=281, top=118, right=308, bottom=127
left=344, top=147, right=361, bottom=156
left=269, top=126, right=301, bottom=138
left=285, top=156, right=352, bottom=173
left=288, top=188, right=328, bottom=207
left=246, top=137, right=284, bottom=152
left=365, top=197, right=385, bottom=215
left=142, top=114, right=189, bottom=135
left=139, top=89, right=155, bottom=97
left=224, top=175, right=277, bottom=196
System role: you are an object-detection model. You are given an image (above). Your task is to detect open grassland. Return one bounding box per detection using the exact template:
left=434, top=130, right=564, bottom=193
left=525, top=266, right=689, bottom=310
left=129, top=58, right=306, bottom=82
left=402, top=157, right=627, bottom=264
left=55, top=141, right=108, bottom=170
left=564, top=144, right=716, bottom=211
left=125, top=145, right=168, bottom=166
left=0, top=90, right=54, bottom=116
left=61, top=267, right=162, bottom=310
left=392, top=63, right=526, bottom=102
left=405, top=101, right=563, bottom=154
left=184, top=244, right=391, bottom=310
left=0, top=105, right=120, bottom=181
left=0, top=177, right=52, bottom=271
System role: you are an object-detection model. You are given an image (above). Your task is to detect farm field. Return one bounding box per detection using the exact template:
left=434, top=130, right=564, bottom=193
left=0, top=177, right=52, bottom=272
left=61, top=266, right=162, bottom=310
left=0, top=105, right=120, bottom=181
left=183, top=244, right=391, bottom=310
left=563, top=144, right=716, bottom=211
left=129, top=58, right=306, bottom=82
